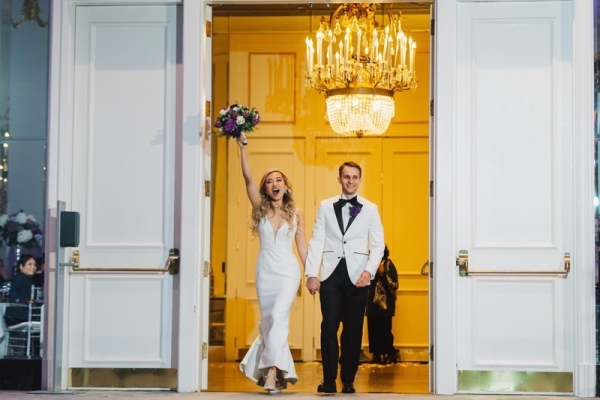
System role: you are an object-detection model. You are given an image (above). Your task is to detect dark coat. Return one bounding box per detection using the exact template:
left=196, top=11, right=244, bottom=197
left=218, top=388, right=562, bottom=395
left=366, top=258, right=399, bottom=317
left=4, top=273, right=37, bottom=325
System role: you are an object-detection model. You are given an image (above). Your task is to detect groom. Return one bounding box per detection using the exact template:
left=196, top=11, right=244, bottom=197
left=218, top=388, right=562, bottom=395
left=305, top=161, right=385, bottom=394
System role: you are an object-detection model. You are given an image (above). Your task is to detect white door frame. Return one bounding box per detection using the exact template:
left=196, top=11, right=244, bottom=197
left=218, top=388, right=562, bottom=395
left=45, top=0, right=595, bottom=395
left=434, top=0, right=595, bottom=397
left=45, top=0, right=206, bottom=392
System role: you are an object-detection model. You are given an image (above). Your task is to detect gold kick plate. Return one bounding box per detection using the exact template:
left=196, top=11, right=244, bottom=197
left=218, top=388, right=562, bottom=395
left=456, top=250, right=571, bottom=276
left=70, top=368, right=177, bottom=389
left=457, top=370, right=572, bottom=393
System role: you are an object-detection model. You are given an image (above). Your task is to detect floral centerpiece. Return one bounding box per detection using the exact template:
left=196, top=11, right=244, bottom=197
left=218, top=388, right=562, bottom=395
left=214, top=103, right=260, bottom=142
left=0, top=211, right=43, bottom=248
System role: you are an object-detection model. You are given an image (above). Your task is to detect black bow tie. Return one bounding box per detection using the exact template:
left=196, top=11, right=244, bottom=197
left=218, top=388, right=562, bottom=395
left=339, top=197, right=358, bottom=207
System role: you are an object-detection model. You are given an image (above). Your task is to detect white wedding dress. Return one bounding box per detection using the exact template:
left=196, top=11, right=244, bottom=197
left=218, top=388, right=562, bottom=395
left=239, top=214, right=300, bottom=387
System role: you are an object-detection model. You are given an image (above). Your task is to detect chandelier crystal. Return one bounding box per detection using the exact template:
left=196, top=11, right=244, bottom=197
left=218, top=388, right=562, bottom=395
left=305, top=3, right=417, bottom=137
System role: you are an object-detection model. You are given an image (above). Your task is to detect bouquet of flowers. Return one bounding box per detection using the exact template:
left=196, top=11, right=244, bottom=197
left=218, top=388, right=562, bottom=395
left=214, top=103, right=260, bottom=142
left=0, top=211, right=43, bottom=248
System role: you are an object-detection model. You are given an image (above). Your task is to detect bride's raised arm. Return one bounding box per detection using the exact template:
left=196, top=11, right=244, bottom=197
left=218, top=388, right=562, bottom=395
left=236, top=137, right=262, bottom=210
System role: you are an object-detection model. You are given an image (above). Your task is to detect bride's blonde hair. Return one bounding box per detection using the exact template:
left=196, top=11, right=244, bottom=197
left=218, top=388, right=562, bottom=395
left=251, top=169, right=296, bottom=235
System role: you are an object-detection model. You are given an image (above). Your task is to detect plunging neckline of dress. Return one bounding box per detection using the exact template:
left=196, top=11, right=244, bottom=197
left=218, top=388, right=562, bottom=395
left=267, top=217, right=286, bottom=238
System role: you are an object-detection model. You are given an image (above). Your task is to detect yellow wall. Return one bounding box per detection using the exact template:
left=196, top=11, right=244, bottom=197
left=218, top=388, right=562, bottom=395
left=212, top=11, right=431, bottom=361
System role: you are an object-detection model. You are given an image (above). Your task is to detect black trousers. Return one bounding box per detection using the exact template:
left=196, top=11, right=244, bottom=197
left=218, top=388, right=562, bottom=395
left=319, top=259, right=369, bottom=384
left=367, top=315, right=395, bottom=355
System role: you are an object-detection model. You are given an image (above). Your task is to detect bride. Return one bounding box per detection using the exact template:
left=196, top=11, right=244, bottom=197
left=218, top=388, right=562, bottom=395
left=236, top=136, right=308, bottom=393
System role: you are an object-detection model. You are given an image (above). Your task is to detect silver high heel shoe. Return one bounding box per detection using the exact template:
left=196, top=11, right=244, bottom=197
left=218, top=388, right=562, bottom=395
left=264, top=373, right=280, bottom=394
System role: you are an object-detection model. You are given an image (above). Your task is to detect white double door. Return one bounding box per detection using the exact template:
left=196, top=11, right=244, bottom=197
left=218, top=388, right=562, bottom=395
left=50, top=0, right=594, bottom=395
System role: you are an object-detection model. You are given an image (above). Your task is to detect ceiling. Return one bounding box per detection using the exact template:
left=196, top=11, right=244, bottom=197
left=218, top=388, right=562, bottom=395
left=211, top=2, right=432, bottom=17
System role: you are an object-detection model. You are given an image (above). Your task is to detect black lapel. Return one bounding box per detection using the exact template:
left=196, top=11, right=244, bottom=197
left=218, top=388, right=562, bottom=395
left=345, top=199, right=363, bottom=232
left=333, top=201, right=344, bottom=234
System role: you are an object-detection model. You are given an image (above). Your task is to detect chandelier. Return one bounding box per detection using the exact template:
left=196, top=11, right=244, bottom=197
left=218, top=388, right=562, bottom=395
left=304, top=3, right=417, bottom=138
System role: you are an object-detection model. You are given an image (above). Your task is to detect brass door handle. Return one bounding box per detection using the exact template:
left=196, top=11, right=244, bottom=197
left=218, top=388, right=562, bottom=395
left=63, top=248, right=180, bottom=275
left=456, top=250, right=570, bottom=276
left=420, top=261, right=429, bottom=276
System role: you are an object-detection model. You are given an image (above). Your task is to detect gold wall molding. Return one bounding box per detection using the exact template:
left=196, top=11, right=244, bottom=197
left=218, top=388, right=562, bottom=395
left=248, top=53, right=296, bottom=123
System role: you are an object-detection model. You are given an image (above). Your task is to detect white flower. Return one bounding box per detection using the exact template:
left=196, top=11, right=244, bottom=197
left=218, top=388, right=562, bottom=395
left=220, top=108, right=227, bottom=116
left=27, top=214, right=36, bottom=223
left=236, top=116, right=245, bottom=125
left=15, top=212, right=27, bottom=224
left=17, top=230, right=33, bottom=243
left=0, top=214, right=8, bottom=227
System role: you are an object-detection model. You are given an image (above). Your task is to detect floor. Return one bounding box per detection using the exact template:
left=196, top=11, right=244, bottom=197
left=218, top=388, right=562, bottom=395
left=0, top=393, right=580, bottom=399
left=0, top=362, right=582, bottom=399
left=207, top=361, right=429, bottom=394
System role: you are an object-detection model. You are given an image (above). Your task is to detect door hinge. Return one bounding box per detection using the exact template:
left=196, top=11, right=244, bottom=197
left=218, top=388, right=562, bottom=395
left=205, top=21, right=212, bottom=37
left=204, top=180, right=210, bottom=197
left=429, top=99, right=434, bottom=117
left=205, top=100, right=211, bottom=118
left=203, top=261, right=210, bottom=278
left=429, top=181, right=434, bottom=197
left=430, top=261, right=433, bottom=278
left=430, top=344, right=434, bottom=361
left=201, top=342, right=208, bottom=359
left=430, top=18, right=435, bottom=36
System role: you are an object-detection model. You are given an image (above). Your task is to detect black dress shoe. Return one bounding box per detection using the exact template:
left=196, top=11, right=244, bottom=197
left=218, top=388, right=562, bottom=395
left=317, top=380, right=337, bottom=393
left=383, top=350, right=400, bottom=364
left=341, top=382, right=356, bottom=394
left=369, top=353, right=382, bottom=364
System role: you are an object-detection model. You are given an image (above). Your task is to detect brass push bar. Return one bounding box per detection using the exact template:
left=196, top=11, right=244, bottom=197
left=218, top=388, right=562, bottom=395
left=456, top=250, right=570, bottom=277
left=61, top=248, right=180, bottom=275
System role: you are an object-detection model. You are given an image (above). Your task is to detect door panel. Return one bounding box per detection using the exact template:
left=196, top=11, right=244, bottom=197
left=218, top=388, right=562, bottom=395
left=382, top=138, right=429, bottom=362
left=69, top=5, right=178, bottom=372
left=455, top=2, right=573, bottom=393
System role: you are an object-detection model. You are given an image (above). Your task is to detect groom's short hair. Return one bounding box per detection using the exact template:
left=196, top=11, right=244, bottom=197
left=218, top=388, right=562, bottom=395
left=339, top=161, right=362, bottom=177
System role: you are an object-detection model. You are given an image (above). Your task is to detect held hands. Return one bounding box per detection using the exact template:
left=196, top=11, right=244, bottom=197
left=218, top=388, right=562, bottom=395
left=306, top=277, right=320, bottom=295
left=355, top=270, right=371, bottom=287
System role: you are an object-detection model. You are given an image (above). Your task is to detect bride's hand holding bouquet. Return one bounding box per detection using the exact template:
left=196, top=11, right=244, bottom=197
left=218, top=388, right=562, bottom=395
left=214, top=103, right=260, bottom=146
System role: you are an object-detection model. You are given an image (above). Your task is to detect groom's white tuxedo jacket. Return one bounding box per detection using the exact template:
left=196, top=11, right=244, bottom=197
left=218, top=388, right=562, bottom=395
left=305, top=195, right=385, bottom=284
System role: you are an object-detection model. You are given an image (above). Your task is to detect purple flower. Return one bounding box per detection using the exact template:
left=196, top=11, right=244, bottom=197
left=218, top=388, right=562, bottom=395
left=224, top=119, right=236, bottom=133
left=349, top=205, right=362, bottom=218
